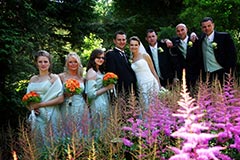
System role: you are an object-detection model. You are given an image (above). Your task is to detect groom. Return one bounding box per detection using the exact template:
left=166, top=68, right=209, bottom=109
left=105, top=31, right=137, bottom=96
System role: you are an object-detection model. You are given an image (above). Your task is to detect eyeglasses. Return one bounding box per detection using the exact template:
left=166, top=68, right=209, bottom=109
left=96, top=57, right=105, bottom=60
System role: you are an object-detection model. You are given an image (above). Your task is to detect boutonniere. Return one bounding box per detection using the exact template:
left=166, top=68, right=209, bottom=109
left=158, top=47, right=164, bottom=53
left=212, top=42, right=217, bottom=49
left=188, top=41, right=193, bottom=47
left=129, top=58, right=133, bottom=63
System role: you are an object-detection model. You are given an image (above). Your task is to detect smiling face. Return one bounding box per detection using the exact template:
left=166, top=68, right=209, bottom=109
left=67, top=56, right=79, bottom=72
left=129, top=39, right=140, bottom=55
left=176, top=24, right=188, bottom=40
left=37, top=56, right=50, bottom=73
left=113, top=34, right=127, bottom=50
left=94, top=53, right=105, bottom=67
left=201, top=20, right=214, bottom=36
left=146, top=31, right=158, bottom=47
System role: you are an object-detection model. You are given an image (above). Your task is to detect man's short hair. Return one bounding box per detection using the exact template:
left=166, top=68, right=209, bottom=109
left=200, top=17, right=213, bottom=26
left=146, top=29, right=157, bottom=36
left=114, top=30, right=126, bottom=39
left=176, top=23, right=187, bottom=29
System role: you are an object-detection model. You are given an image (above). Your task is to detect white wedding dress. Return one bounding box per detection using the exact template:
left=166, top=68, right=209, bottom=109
left=131, top=58, right=159, bottom=110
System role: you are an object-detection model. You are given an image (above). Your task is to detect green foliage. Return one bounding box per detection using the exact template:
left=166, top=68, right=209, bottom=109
left=158, top=26, right=176, bottom=40
left=1, top=0, right=240, bottom=158
left=80, top=33, right=104, bottom=67
left=209, top=137, right=240, bottom=159
left=180, top=0, right=240, bottom=32
left=0, top=0, right=98, bottom=138
left=111, top=0, right=183, bottom=40
left=179, top=0, right=240, bottom=67
left=94, top=0, right=113, bottom=17
left=92, top=0, right=184, bottom=49
left=39, top=137, right=84, bottom=160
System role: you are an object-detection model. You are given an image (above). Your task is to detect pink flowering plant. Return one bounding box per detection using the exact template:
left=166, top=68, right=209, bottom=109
left=121, top=70, right=240, bottom=159
left=121, top=94, right=180, bottom=159
left=12, top=64, right=240, bottom=159
left=168, top=70, right=230, bottom=160
left=199, top=74, right=240, bottom=157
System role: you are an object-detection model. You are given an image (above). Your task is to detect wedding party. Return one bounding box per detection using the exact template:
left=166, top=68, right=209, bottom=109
left=1, top=1, right=240, bottom=159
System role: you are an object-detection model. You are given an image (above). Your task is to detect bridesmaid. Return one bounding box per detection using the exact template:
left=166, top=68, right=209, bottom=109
left=26, top=50, right=64, bottom=143
left=59, top=52, right=88, bottom=137
left=85, top=49, right=114, bottom=137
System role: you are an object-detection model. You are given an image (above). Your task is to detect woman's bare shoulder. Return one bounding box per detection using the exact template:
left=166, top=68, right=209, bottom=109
left=29, top=75, right=38, bottom=83
left=142, top=53, right=150, bottom=58
left=86, top=68, right=97, bottom=80
left=49, top=73, right=60, bottom=83
left=58, top=72, right=66, bottom=82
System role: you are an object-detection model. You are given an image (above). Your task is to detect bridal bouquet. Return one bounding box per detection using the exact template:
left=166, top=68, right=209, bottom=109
left=64, top=78, right=82, bottom=94
left=64, top=78, right=82, bottom=106
left=103, top=72, right=118, bottom=86
left=22, top=91, right=41, bottom=106
left=103, top=72, right=118, bottom=97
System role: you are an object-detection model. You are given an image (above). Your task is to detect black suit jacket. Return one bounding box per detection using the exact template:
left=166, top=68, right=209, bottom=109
left=199, top=31, right=237, bottom=73
left=145, top=41, right=175, bottom=81
left=105, top=48, right=137, bottom=94
left=170, top=36, right=200, bottom=80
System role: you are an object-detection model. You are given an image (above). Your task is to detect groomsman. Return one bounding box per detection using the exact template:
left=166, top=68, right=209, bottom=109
left=105, top=31, right=137, bottom=95
left=199, top=17, right=237, bottom=84
left=145, top=29, right=177, bottom=88
left=170, top=23, right=200, bottom=90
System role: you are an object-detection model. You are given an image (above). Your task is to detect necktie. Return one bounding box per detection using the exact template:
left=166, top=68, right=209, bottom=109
left=120, top=51, right=128, bottom=63
left=151, top=47, right=162, bottom=79
left=179, top=41, right=187, bottom=59
left=151, top=47, right=157, bottom=53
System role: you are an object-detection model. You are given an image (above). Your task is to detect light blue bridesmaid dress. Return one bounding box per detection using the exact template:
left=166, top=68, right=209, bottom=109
left=61, top=82, right=88, bottom=136
left=85, top=73, right=110, bottom=136
left=27, top=76, right=63, bottom=141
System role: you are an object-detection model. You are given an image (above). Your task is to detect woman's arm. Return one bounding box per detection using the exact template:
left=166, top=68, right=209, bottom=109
left=30, top=95, right=64, bottom=110
left=143, top=54, right=162, bottom=88
left=58, top=72, right=64, bottom=83
left=30, top=74, right=64, bottom=110
left=86, top=68, right=114, bottom=97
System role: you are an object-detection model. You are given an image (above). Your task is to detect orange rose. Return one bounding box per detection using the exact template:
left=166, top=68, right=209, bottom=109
left=22, top=91, right=41, bottom=106
left=103, top=72, right=118, bottom=86
left=64, top=78, right=82, bottom=94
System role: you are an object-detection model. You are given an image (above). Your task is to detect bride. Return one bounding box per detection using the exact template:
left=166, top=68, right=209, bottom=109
left=129, top=36, right=161, bottom=110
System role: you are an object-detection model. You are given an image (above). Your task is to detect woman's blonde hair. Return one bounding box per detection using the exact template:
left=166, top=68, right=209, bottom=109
left=64, top=52, right=83, bottom=77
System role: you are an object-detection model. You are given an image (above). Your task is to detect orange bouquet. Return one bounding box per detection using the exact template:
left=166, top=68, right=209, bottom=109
left=22, top=91, right=41, bottom=106
left=64, top=78, right=82, bottom=94
left=103, top=72, right=118, bottom=86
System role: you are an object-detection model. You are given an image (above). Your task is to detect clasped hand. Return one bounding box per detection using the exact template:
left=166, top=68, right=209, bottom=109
left=28, top=102, right=41, bottom=115
left=64, top=92, right=74, bottom=98
left=107, top=84, right=115, bottom=90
